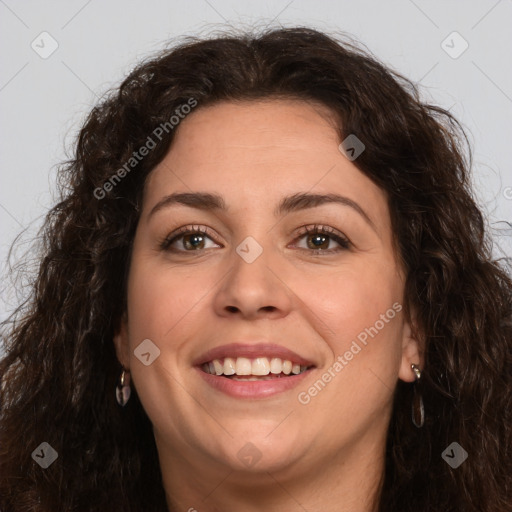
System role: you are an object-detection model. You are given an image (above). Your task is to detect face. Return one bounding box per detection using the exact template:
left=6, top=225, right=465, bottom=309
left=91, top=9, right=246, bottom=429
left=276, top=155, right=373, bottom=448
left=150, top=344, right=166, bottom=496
left=114, top=99, right=420, bottom=479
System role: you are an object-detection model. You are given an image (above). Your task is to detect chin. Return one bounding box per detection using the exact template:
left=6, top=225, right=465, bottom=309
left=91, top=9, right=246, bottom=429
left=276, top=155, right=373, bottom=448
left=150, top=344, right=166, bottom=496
left=215, top=428, right=307, bottom=474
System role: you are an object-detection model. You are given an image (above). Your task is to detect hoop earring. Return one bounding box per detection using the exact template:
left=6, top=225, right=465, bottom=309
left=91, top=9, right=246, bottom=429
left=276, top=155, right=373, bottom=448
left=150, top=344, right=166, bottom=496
left=116, top=368, right=131, bottom=407
left=411, top=363, right=424, bottom=428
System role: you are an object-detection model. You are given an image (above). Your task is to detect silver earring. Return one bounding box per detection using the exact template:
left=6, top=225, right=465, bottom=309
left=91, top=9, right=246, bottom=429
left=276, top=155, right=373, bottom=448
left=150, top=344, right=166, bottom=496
left=411, top=363, right=424, bottom=428
left=116, top=368, right=131, bottom=407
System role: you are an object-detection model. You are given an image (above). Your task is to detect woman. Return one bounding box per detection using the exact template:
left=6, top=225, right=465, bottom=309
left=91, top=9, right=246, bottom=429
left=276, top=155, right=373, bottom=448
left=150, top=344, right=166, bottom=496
left=1, top=26, right=511, bottom=512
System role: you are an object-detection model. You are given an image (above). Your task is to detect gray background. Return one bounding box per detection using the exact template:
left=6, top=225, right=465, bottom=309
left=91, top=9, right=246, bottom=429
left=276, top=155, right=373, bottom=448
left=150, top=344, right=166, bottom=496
left=1, top=0, right=511, bottom=327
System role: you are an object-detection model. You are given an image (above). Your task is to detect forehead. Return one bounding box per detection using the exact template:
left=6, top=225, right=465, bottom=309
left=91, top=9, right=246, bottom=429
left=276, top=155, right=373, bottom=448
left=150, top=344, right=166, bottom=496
left=142, top=100, right=388, bottom=224
left=171, top=98, right=339, bottom=145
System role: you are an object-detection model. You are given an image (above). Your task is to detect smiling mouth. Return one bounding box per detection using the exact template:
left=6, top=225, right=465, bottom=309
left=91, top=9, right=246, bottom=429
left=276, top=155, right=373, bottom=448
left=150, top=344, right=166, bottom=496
left=200, top=356, right=313, bottom=380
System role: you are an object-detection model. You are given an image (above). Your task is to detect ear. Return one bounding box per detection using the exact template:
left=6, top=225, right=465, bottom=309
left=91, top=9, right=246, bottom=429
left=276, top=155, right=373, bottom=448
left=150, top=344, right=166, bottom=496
left=398, top=313, right=423, bottom=383
left=113, top=312, right=131, bottom=370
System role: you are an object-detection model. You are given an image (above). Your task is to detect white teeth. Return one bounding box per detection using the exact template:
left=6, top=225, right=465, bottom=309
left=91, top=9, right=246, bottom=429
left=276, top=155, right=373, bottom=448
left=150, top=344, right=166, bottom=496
left=252, top=357, right=270, bottom=375
left=235, top=357, right=252, bottom=375
left=202, top=356, right=310, bottom=377
left=213, top=359, right=224, bottom=375
left=282, top=360, right=292, bottom=375
left=270, top=357, right=282, bottom=374
left=223, top=357, right=236, bottom=375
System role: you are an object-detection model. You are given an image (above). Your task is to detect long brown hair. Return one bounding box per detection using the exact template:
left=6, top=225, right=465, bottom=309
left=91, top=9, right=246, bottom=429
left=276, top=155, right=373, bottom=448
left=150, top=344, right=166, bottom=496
left=1, top=26, right=511, bottom=511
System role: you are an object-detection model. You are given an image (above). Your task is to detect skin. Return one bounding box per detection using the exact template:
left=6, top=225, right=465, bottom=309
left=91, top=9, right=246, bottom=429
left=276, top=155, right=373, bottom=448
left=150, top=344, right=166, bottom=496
left=114, top=99, right=422, bottom=512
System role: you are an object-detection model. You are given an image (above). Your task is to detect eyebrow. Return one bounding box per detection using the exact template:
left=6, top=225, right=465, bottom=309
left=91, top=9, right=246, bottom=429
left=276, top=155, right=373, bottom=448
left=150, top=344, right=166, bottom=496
left=148, top=191, right=377, bottom=231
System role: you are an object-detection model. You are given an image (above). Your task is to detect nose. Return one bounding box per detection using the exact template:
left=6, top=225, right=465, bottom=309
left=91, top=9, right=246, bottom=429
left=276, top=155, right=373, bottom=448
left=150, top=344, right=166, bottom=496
left=212, top=242, right=293, bottom=321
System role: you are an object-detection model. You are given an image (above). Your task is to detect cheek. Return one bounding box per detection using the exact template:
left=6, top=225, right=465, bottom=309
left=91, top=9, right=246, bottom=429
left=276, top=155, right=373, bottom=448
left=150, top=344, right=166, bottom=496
left=292, top=259, right=404, bottom=404
left=123, top=259, right=213, bottom=427
left=126, top=257, right=212, bottom=342
left=302, top=266, right=403, bottom=391
left=294, top=261, right=402, bottom=341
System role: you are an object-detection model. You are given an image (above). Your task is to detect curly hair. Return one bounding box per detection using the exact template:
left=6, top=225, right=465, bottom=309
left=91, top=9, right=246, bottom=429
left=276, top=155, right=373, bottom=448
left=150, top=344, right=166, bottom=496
left=1, top=26, right=511, bottom=512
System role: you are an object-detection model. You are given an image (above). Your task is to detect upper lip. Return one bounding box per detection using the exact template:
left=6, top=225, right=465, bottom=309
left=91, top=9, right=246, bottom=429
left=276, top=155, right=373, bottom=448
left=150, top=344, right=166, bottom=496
left=193, top=342, right=316, bottom=367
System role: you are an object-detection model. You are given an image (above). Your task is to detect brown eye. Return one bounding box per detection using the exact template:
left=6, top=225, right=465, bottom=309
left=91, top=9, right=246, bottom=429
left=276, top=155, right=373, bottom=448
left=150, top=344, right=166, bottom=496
left=306, top=233, right=330, bottom=250
left=181, top=233, right=207, bottom=250
left=160, top=226, right=220, bottom=252
left=294, top=225, right=351, bottom=254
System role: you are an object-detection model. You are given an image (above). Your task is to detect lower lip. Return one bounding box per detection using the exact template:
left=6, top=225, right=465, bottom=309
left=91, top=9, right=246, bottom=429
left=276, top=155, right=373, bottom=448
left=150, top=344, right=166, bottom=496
left=195, top=366, right=313, bottom=399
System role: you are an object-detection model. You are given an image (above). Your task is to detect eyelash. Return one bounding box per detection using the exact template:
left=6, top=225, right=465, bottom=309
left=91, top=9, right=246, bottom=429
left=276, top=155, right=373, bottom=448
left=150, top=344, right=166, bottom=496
left=158, top=224, right=351, bottom=255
